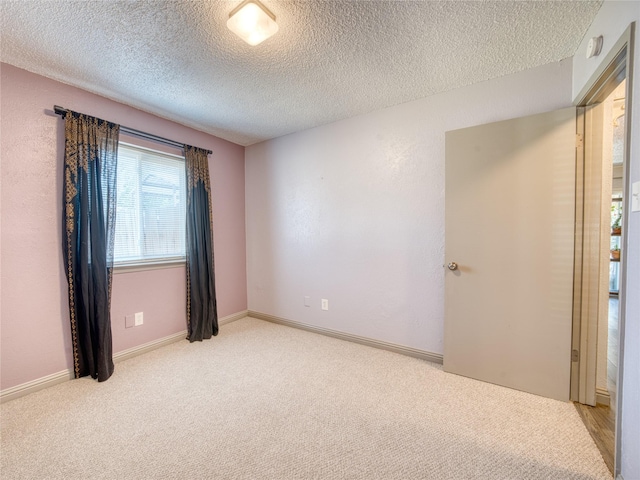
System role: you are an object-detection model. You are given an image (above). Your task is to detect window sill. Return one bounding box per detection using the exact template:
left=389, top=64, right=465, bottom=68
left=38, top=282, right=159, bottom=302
left=113, top=259, right=186, bottom=274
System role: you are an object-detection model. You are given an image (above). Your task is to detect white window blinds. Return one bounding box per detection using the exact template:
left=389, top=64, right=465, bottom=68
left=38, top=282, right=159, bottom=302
left=114, top=143, right=186, bottom=265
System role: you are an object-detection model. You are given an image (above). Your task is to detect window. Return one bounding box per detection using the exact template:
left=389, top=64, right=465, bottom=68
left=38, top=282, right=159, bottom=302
left=114, top=143, right=186, bottom=266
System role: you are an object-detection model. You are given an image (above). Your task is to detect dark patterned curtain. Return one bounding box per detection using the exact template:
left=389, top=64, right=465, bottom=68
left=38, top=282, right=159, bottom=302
left=184, top=145, right=218, bottom=341
left=63, top=111, right=119, bottom=381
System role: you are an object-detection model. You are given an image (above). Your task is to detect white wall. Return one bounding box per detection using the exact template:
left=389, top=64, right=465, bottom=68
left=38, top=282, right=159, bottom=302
left=246, top=59, right=573, bottom=355
left=573, top=2, right=640, bottom=478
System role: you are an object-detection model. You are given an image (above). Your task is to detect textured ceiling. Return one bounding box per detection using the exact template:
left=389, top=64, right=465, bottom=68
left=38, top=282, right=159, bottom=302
left=1, top=0, right=602, bottom=146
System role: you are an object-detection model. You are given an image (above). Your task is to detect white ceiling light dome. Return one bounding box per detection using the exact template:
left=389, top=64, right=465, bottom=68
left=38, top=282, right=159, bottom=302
left=227, top=0, right=279, bottom=46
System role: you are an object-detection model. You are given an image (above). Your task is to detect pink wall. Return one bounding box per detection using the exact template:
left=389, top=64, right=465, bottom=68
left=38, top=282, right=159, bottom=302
left=0, top=63, right=247, bottom=390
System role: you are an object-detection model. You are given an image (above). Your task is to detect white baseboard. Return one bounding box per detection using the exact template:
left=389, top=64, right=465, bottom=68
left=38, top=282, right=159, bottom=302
left=113, top=330, right=188, bottom=363
left=219, top=309, right=249, bottom=326
left=0, top=310, right=248, bottom=404
left=248, top=310, right=443, bottom=365
left=595, top=387, right=611, bottom=406
left=0, top=370, right=75, bottom=404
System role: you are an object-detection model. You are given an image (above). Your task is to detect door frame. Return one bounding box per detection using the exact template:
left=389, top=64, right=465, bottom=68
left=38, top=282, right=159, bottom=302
left=572, top=103, right=603, bottom=407
left=572, top=22, right=635, bottom=478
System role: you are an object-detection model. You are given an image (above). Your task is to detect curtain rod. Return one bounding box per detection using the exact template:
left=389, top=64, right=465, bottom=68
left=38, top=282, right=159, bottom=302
left=53, top=106, right=212, bottom=155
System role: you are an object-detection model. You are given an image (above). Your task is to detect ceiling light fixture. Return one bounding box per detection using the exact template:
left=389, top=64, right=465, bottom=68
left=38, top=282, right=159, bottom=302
left=227, top=0, right=279, bottom=46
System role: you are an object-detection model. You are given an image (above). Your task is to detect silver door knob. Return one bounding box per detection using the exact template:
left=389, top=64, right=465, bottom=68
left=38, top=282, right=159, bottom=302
left=447, top=262, right=458, bottom=271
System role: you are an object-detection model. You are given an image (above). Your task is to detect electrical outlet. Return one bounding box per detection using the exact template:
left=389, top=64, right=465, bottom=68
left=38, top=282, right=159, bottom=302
left=321, top=299, right=329, bottom=311
left=304, top=296, right=311, bottom=307
left=134, top=312, right=144, bottom=326
left=125, top=315, right=135, bottom=328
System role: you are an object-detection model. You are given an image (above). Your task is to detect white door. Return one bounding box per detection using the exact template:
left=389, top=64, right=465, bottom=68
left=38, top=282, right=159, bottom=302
left=444, top=108, right=577, bottom=401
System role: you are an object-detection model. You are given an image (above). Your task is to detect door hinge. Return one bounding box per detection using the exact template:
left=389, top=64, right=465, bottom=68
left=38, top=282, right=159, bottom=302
left=576, top=133, right=583, bottom=149
left=572, top=349, right=579, bottom=362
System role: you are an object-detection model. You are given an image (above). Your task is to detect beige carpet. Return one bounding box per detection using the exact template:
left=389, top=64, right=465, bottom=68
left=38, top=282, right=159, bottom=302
left=1, top=317, right=611, bottom=479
